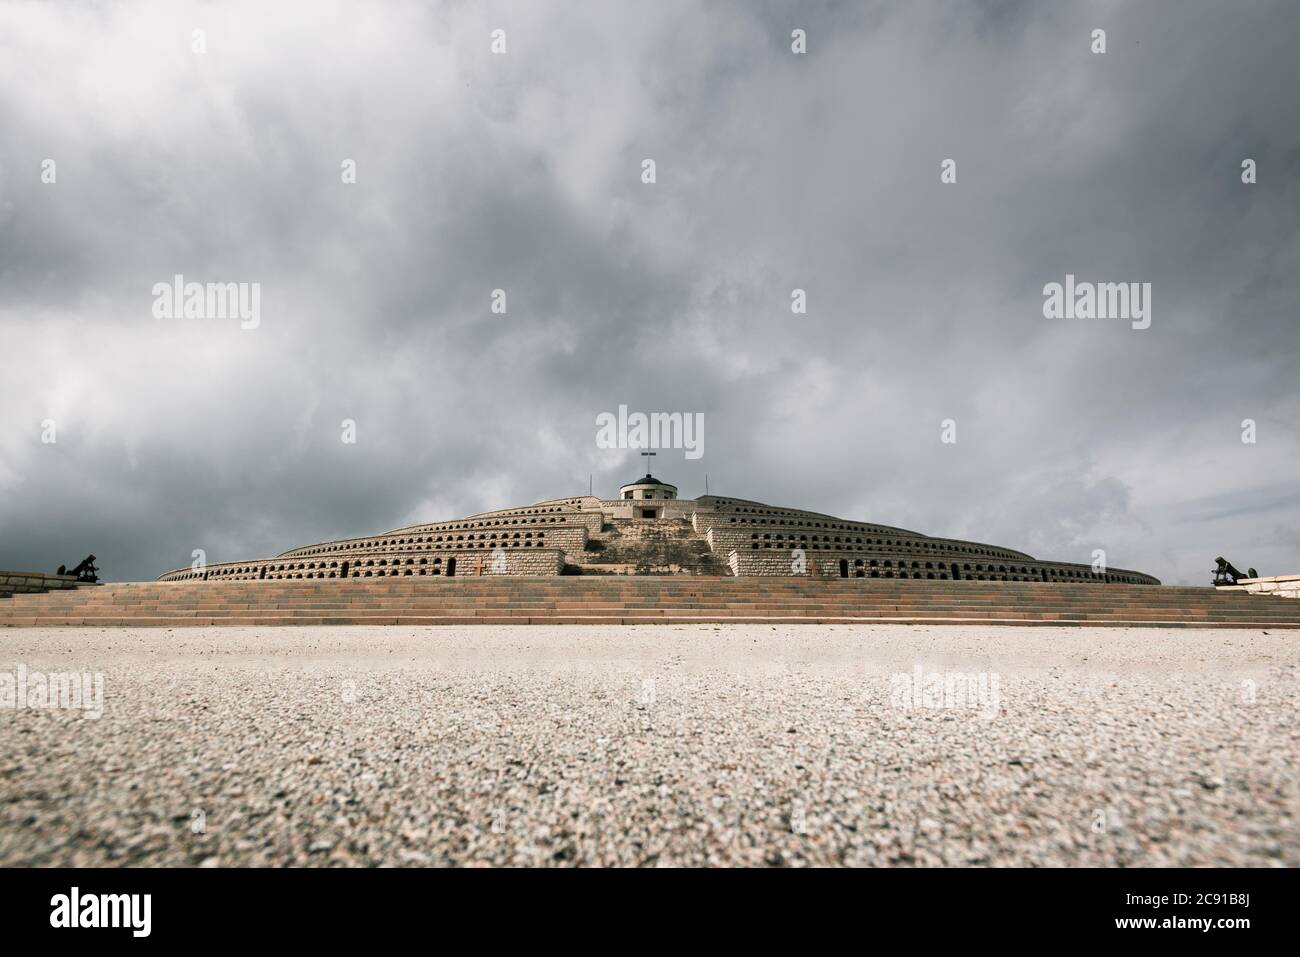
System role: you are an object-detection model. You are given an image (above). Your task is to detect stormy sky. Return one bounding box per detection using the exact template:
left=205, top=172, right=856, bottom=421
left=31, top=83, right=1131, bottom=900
left=1, top=0, right=1297, bottom=584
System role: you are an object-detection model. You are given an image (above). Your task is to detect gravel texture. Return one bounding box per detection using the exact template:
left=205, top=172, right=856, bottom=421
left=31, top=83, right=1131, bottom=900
left=1, top=624, right=1296, bottom=867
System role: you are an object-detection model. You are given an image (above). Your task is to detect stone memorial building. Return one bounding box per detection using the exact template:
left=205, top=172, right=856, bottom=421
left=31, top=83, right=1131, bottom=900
left=159, top=474, right=1159, bottom=585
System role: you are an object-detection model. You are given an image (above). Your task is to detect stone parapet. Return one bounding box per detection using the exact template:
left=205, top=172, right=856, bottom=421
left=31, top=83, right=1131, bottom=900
left=1219, top=573, right=1300, bottom=599
left=0, top=570, right=81, bottom=598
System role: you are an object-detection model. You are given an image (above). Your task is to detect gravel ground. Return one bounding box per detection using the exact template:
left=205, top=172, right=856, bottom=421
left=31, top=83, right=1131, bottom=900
left=1, top=624, right=1297, bottom=867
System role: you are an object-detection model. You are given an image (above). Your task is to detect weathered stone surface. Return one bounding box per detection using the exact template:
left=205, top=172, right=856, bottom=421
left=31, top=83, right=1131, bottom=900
left=0, top=571, right=80, bottom=598
left=1219, top=573, right=1300, bottom=599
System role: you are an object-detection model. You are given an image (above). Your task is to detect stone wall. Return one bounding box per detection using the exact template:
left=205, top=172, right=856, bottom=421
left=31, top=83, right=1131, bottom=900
left=0, top=570, right=81, bottom=598
left=694, top=498, right=921, bottom=538
left=160, top=547, right=566, bottom=581
left=599, top=499, right=697, bottom=522
left=727, top=550, right=1152, bottom=584
left=710, top=506, right=1157, bottom=585
left=278, top=514, right=595, bottom=560
left=703, top=517, right=1035, bottom=563
left=1219, top=574, right=1300, bottom=599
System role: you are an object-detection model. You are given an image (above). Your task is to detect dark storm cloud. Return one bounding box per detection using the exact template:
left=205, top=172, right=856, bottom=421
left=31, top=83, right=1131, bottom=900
left=1, top=0, right=1297, bottom=584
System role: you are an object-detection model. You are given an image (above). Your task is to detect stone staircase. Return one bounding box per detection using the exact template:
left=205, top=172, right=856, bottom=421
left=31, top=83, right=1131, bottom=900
left=2, top=579, right=1299, bottom=628
left=575, top=517, right=725, bottom=575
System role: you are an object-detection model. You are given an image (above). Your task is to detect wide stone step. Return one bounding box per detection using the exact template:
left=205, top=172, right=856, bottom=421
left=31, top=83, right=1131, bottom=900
left=4, top=579, right=1298, bottom=628
left=8, top=598, right=1293, bottom=612
left=7, top=614, right=1300, bottom=629
left=7, top=603, right=1295, bottom=616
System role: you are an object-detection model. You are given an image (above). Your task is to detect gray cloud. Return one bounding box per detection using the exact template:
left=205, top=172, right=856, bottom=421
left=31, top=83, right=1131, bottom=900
left=1, top=0, right=1297, bottom=584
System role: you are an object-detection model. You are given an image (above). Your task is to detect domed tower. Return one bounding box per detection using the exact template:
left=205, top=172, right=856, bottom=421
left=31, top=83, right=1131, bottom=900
left=619, top=474, right=677, bottom=519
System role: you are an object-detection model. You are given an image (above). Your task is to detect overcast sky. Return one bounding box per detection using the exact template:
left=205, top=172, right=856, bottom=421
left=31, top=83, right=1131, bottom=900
left=1, top=0, right=1297, bottom=584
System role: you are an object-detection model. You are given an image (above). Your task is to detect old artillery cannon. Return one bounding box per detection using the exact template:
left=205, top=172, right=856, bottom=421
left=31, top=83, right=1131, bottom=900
left=1212, top=556, right=1258, bottom=587
left=55, top=555, right=100, bottom=584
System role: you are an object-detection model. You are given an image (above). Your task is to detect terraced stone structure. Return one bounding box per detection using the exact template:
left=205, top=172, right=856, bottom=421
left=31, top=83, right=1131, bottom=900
left=157, top=474, right=1159, bottom=586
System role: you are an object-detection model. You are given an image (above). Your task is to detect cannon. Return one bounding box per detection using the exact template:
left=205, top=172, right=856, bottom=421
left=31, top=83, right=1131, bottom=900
left=1213, top=556, right=1258, bottom=586
left=57, top=555, right=100, bottom=584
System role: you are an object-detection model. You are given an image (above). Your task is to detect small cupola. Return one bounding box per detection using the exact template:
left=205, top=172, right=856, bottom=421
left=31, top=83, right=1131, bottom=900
left=619, top=474, right=677, bottom=502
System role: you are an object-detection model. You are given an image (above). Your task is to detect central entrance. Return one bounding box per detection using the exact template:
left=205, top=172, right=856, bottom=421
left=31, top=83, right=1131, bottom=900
left=639, top=507, right=659, bottom=519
